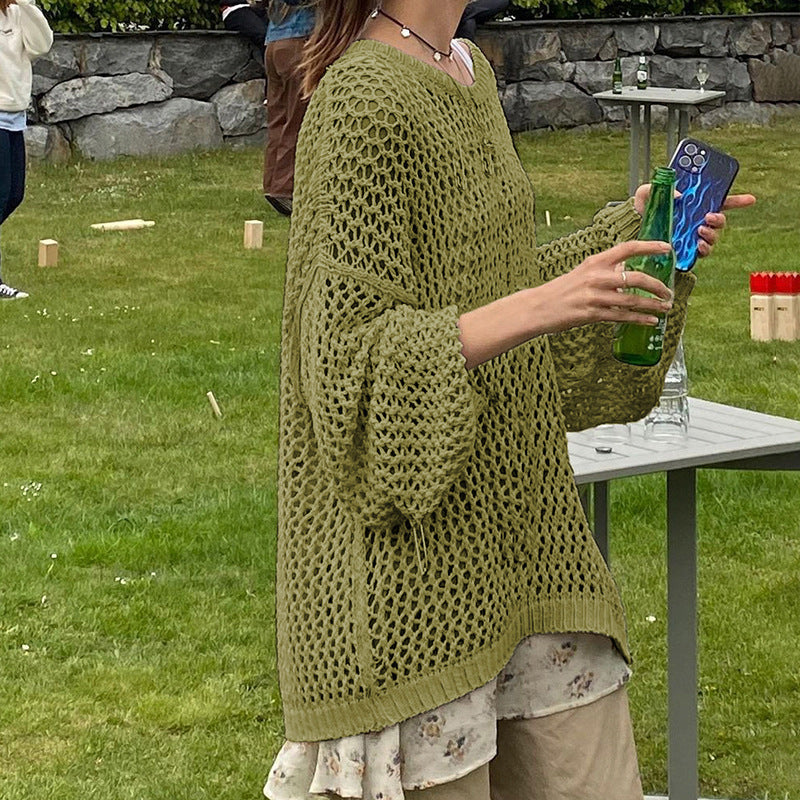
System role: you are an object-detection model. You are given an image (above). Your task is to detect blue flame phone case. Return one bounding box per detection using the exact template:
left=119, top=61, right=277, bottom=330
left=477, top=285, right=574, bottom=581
left=669, top=138, right=739, bottom=272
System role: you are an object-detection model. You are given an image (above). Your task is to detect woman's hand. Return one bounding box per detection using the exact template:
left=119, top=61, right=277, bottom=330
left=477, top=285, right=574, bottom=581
left=458, top=240, right=674, bottom=370
left=536, top=239, right=674, bottom=334
left=634, top=184, right=756, bottom=259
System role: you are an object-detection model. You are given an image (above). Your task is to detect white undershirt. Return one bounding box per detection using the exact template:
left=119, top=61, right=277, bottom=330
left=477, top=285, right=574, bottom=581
left=451, top=38, right=475, bottom=80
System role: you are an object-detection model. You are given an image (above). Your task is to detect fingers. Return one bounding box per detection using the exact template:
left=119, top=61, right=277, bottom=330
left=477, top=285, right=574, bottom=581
left=704, top=212, right=726, bottom=229
left=603, top=238, right=672, bottom=264
left=722, top=193, right=756, bottom=210
left=698, top=225, right=719, bottom=246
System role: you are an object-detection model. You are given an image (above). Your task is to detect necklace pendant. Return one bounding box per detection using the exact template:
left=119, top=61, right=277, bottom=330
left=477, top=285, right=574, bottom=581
left=370, top=8, right=378, bottom=17
left=433, top=51, right=442, bottom=62
left=401, top=26, right=411, bottom=38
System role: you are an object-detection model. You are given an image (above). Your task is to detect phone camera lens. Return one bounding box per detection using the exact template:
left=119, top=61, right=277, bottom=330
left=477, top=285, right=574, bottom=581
left=692, top=155, right=705, bottom=166
left=685, top=143, right=698, bottom=156
left=679, top=155, right=692, bottom=168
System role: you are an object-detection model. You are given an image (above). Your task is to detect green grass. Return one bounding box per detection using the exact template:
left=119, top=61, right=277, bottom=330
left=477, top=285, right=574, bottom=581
left=1, top=117, right=799, bottom=799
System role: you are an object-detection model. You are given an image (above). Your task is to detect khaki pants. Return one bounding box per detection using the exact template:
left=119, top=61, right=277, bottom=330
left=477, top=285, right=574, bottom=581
left=405, top=688, right=644, bottom=800
left=263, top=37, right=309, bottom=199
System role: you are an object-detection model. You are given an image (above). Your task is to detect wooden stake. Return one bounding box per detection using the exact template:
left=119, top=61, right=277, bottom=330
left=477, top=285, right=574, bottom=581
left=38, top=239, right=59, bottom=267
left=244, top=220, right=264, bottom=250
left=90, top=219, right=156, bottom=231
left=206, top=391, right=223, bottom=419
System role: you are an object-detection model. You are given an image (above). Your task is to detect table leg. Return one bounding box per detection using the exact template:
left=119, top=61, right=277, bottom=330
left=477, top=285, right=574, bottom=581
left=592, top=481, right=610, bottom=565
left=667, top=468, right=698, bottom=800
left=678, top=108, right=690, bottom=144
left=666, top=107, right=678, bottom=161
left=629, top=103, right=641, bottom=198
left=643, top=105, right=651, bottom=181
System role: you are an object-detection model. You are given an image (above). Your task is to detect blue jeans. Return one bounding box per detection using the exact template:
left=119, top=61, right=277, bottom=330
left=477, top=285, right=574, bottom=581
left=0, top=128, right=26, bottom=283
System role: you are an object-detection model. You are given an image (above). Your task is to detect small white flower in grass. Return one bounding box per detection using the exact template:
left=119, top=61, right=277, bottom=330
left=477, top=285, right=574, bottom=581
left=50, top=553, right=57, bottom=560
left=50, top=371, right=57, bottom=376
left=41, top=595, right=48, bottom=605
left=210, top=340, right=220, bottom=345
left=10, top=532, right=20, bottom=542
left=21, top=644, right=30, bottom=652
left=646, top=615, right=657, bottom=623
left=82, top=349, right=94, bottom=356
left=120, top=578, right=128, bottom=585
left=31, top=374, right=40, bottom=384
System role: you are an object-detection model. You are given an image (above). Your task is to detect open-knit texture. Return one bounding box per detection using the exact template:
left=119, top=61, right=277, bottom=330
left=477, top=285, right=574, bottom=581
left=276, top=38, right=694, bottom=743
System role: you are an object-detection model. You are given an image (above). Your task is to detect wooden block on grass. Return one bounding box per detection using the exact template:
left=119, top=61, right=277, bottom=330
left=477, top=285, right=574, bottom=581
left=38, top=239, right=59, bottom=267
left=244, top=220, right=264, bottom=249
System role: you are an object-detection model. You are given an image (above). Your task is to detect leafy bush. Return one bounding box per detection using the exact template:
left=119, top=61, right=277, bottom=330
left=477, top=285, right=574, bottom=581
left=511, top=0, right=797, bottom=16
left=37, top=0, right=221, bottom=34
left=35, top=0, right=798, bottom=32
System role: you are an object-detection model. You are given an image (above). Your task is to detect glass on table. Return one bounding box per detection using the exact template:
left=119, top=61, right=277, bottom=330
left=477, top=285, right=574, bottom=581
left=696, top=62, right=709, bottom=92
left=590, top=423, right=631, bottom=449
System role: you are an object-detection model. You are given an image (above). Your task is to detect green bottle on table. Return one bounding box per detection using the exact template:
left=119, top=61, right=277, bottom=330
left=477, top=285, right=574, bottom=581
left=612, top=56, right=623, bottom=94
left=612, top=167, right=676, bottom=367
left=636, top=54, right=648, bottom=89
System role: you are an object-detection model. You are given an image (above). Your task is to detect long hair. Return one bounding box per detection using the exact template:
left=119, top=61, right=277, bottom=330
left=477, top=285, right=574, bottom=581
left=0, top=0, right=14, bottom=14
left=299, top=0, right=374, bottom=99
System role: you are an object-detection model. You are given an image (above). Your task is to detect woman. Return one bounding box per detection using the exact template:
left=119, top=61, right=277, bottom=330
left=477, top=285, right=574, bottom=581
left=0, top=0, right=52, bottom=300
left=264, top=2, right=753, bottom=798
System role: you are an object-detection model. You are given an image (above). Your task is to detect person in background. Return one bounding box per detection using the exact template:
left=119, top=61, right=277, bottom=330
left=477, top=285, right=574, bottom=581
left=456, top=0, right=510, bottom=41
left=262, top=0, right=315, bottom=217
left=220, top=0, right=268, bottom=56
left=0, top=0, right=52, bottom=300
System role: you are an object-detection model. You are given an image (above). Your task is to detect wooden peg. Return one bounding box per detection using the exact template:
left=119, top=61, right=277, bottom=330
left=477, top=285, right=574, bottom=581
left=90, top=219, right=155, bottom=231
left=38, top=239, right=59, bottom=267
left=244, top=220, right=264, bottom=250
left=206, top=391, right=223, bottom=419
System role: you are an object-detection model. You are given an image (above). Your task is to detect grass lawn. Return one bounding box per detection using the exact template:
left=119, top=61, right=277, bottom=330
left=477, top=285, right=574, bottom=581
left=1, top=116, right=799, bottom=800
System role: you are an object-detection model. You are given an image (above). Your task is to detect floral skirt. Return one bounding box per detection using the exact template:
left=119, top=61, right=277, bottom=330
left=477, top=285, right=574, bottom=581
left=264, top=632, right=631, bottom=800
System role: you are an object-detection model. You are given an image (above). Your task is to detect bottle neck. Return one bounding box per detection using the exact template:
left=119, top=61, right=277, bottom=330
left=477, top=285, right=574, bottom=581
left=640, top=180, right=675, bottom=243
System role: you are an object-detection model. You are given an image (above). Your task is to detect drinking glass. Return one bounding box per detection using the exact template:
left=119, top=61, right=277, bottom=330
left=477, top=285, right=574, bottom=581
left=696, top=62, right=709, bottom=92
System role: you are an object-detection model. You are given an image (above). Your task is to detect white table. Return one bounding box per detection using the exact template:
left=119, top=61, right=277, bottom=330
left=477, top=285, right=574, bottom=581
left=568, top=398, right=800, bottom=800
left=592, top=87, right=726, bottom=196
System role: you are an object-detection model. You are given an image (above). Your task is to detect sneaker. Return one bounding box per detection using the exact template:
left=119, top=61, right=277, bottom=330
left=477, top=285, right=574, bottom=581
left=0, top=283, right=28, bottom=300
left=265, top=194, right=292, bottom=216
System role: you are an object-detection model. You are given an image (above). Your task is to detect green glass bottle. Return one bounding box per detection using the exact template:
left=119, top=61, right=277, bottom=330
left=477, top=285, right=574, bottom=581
left=636, top=54, right=648, bottom=90
left=612, top=56, right=623, bottom=94
left=612, top=167, right=676, bottom=367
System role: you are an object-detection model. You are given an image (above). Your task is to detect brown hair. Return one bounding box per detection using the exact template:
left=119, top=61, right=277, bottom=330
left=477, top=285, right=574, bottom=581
left=0, top=0, right=14, bottom=14
left=299, top=0, right=374, bottom=99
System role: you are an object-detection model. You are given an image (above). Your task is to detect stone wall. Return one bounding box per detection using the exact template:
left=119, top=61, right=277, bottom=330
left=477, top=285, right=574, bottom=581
left=25, top=31, right=266, bottom=162
left=25, top=15, right=800, bottom=161
left=477, top=13, right=800, bottom=132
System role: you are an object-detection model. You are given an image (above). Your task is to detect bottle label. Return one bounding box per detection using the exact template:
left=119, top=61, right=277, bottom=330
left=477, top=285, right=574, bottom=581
left=637, top=70, right=647, bottom=82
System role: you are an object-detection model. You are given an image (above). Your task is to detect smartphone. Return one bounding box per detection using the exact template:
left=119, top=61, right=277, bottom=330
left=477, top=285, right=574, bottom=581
left=668, top=138, right=739, bottom=272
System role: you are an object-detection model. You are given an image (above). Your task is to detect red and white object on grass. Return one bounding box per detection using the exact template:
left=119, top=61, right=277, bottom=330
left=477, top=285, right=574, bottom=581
left=774, top=272, right=800, bottom=342
left=749, top=272, right=776, bottom=341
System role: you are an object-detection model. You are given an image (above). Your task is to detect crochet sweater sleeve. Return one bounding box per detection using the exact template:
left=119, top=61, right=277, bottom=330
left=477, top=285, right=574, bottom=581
left=292, top=91, right=480, bottom=530
left=534, top=199, right=695, bottom=431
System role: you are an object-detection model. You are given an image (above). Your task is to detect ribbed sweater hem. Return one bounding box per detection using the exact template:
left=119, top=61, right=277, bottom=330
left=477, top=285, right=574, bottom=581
left=282, top=595, right=628, bottom=742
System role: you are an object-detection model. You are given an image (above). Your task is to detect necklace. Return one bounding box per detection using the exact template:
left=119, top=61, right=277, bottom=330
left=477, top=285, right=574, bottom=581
left=370, top=7, right=454, bottom=63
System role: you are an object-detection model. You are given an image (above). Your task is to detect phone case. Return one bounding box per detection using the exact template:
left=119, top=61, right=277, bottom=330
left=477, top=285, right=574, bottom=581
left=669, top=138, right=739, bottom=272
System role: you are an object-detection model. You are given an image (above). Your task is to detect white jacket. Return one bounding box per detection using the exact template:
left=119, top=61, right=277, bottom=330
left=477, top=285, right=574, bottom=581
left=0, top=0, right=53, bottom=112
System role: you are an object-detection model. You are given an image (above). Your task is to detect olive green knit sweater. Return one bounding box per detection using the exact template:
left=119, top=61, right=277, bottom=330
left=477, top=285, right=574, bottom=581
left=276, top=38, right=693, bottom=742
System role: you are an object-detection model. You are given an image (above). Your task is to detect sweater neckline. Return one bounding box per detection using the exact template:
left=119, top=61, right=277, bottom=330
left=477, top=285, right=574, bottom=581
left=348, top=38, right=492, bottom=102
